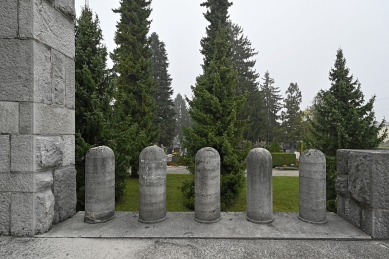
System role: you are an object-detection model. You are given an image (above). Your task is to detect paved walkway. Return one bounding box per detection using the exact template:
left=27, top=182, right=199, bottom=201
left=167, top=166, right=299, bottom=177
left=1, top=212, right=388, bottom=258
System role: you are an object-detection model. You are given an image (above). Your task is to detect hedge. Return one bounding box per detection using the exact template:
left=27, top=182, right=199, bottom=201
left=271, top=153, right=296, bottom=167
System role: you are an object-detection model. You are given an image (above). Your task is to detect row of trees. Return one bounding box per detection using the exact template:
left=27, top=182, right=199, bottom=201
left=75, top=1, right=387, bottom=211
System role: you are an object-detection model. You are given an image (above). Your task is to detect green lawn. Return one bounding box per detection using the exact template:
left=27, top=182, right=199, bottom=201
left=115, top=174, right=299, bottom=212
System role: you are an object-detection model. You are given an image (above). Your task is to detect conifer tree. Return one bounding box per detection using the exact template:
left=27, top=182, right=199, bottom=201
left=227, top=21, right=264, bottom=142
left=150, top=32, right=176, bottom=148
left=173, top=93, right=192, bottom=142
left=183, top=12, right=248, bottom=209
left=260, top=71, right=282, bottom=144
left=280, top=83, right=302, bottom=144
left=75, top=5, right=114, bottom=209
left=310, top=48, right=387, bottom=156
left=110, top=0, right=157, bottom=186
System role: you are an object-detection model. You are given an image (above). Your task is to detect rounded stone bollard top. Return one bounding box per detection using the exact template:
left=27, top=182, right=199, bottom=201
left=247, top=148, right=272, bottom=164
left=300, top=149, right=325, bottom=163
left=195, top=147, right=220, bottom=169
left=299, top=149, right=326, bottom=179
left=86, top=146, right=114, bottom=159
left=139, top=146, right=167, bottom=172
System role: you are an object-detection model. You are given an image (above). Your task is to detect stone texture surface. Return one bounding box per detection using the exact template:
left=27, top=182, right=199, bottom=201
left=335, top=175, right=348, bottom=196
left=23, top=103, right=75, bottom=135
left=11, top=192, right=34, bottom=236
left=0, top=192, right=11, bottom=235
left=246, top=148, right=273, bottom=224
left=61, top=135, right=75, bottom=166
left=11, top=135, right=34, bottom=172
left=337, top=195, right=346, bottom=218
left=19, top=102, right=34, bottom=134
left=52, top=50, right=65, bottom=105
left=370, top=209, right=389, bottom=238
left=370, top=152, right=389, bottom=208
left=52, top=166, right=76, bottom=223
left=344, top=197, right=361, bottom=228
left=34, top=41, right=52, bottom=104
left=347, top=151, right=371, bottom=205
left=34, top=189, right=55, bottom=234
left=65, top=57, right=75, bottom=109
left=336, top=149, right=349, bottom=175
left=55, top=0, right=76, bottom=18
left=299, top=149, right=327, bottom=224
left=139, top=146, right=166, bottom=224
left=0, top=39, right=33, bottom=102
left=0, top=0, right=18, bottom=38
left=195, top=147, right=220, bottom=223
left=19, top=0, right=75, bottom=58
left=35, top=136, right=64, bottom=170
left=0, top=102, right=19, bottom=134
left=0, top=136, right=10, bottom=173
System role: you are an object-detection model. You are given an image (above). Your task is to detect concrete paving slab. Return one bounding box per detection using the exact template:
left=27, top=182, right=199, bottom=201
left=40, top=212, right=370, bottom=240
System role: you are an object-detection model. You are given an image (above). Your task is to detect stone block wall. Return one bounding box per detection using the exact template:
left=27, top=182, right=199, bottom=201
left=0, top=0, right=76, bottom=236
left=336, top=149, right=389, bottom=239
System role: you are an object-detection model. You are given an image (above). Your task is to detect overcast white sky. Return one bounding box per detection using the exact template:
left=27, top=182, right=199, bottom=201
left=75, top=0, right=389, bottom=121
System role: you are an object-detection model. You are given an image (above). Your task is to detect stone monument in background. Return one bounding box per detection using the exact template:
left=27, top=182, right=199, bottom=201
left=0, top=0, right=76, bottom=236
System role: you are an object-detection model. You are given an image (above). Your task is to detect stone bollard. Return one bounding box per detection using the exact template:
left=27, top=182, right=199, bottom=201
left=84, top=146, right=115, bottom=223
left=195, top=147, right=221, bottom=223
left=298, top=149, right=327, bottom=224
left=246, top=148, right=273, bottom=223
left=139, top=146, right=167, bottom=223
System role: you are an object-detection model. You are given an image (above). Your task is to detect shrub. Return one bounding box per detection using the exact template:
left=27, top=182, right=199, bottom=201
left=271, top=153, right=296, bottom=167
left=269, top=140, right=282, bottom=153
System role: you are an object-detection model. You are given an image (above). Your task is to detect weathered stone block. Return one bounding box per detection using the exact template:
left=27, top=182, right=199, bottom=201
left=337, top=194, right=346, bottom=218
left=0, top=192, right=11, bottom=236
left=348, top=151, right=371, bottom=204
left=34, top=189, right=55, bottom=234
left=371, top=210, right=389, bottom=239
left=11, top=135, right=34, bottom=172
left=53, top=166, right=76, bottom=224
left=11, top=192, right=34, bottom=236
left=34, top=104, right=75, bottom=134
left=35, top=172, right=54, bottom=192
left=55, top=0, right=76, bottom=19
left=336, top=149, right=349, bottom=175
left=335, top=175, right=348, bottom=196
left=361, top=207, right=373, bottom=237
left=0, top=136, right=10, bottom=173
left=61, top=135, right=75, bottom=166
left=65, top=57, right=75, bottom=109
left=0, top=0, right=18, bottom=38
left=52, top=50, right=65, bottom=105
left=33, top=41, right=52, bottom=105
left=0, top=39, right=33, bottom=102
left=0, top=102, right=19, bottom=134
left=344, top=197, right=361, bottom=228
left=35, top=136, right=64, bottom=170
left=19, top=102, right=33, bottom=134
left=19, top=0, right=75, bottom=58
left=370, top=152, right=389, bottom=209
left=0, top=171, right=52, bottom=193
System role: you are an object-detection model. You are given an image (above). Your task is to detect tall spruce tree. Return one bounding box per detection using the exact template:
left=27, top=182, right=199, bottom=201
left=173, top=93, right=192, bottom=143
left=310, top=48, right=387, bottom=156
left=110, top=0, right=157, bottom=188
left=280, top=83, right=302, bottom=144
left=260, top=71, right=282, bottom=144
left=227, top=21, right=264, bottom=142
left=75, top=5, right=114, bottom=210
left=182, top=0, right=248, bottom=209
left=150, top=32, right=176, bottom=148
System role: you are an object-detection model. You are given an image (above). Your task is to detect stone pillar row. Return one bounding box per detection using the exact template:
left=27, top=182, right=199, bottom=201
left=84, top=146, right=327, bottom=225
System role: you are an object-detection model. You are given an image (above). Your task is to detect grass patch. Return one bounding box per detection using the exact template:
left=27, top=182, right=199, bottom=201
left=115, top=175, right=299, bottom=212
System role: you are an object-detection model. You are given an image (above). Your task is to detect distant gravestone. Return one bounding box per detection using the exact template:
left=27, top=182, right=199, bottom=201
left=299, top=149, right=327, bottom=224
left=195, top=147, right=221, bottom=223
left=84, top=146, right=115, bottom=223
left=139, top=146, right=167, bottom=223
left=246, top=148, right=273, bottom=223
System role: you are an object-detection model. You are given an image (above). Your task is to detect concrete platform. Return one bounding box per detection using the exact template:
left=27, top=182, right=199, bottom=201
left=40, top=212, right=370, bottom=240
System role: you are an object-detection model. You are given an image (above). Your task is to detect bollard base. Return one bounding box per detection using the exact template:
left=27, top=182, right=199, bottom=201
left=298, top=215, right=327, bottom=224
left=84, top=211, right=115, bottom=224
left=138, top=216, right=167, bottom=224
left=246, top=216, right=274, bottom=224
left=194, top=217, right=221, bottom=224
